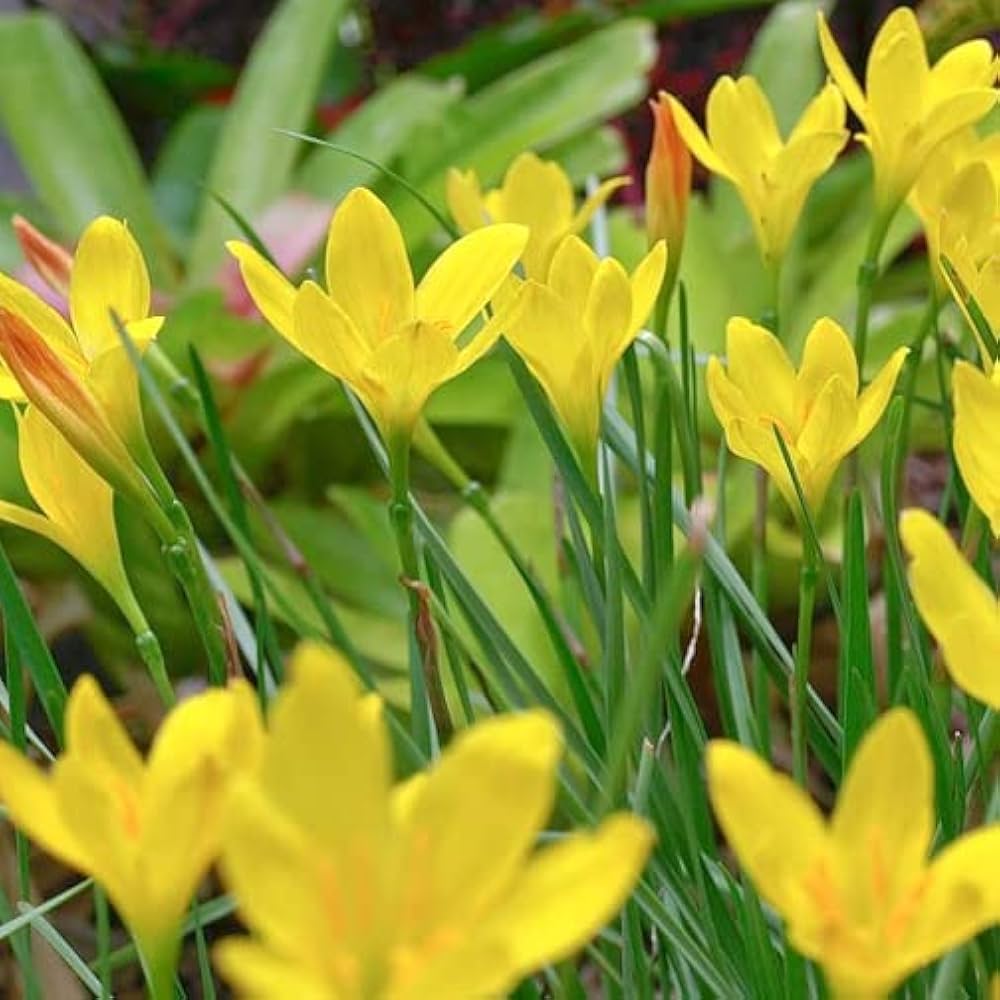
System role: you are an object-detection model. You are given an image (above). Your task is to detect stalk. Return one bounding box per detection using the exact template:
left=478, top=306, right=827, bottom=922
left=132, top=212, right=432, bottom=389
left=853, top=209, right=894, bottom=376
left=791, top=544, right=819, bottom=787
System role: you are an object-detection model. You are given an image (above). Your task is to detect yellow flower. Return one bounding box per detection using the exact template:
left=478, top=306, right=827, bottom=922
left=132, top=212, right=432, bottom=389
left=900, top=508, right=1000, bottom=709
left=646, top=91, right=692, bottom=300
left=708, top=708, right=1000, bottom=998
left=707, top=317, right=908, bottom=512
left=215, top=642, right=654, bottom=1000
left=951, top=360, right=1000, bottom=534
left=666, top=77, right=847, bottom=266
left=0, top=675, right=262, bottom=996
left=502, top=234, right=666, bottom=467
left=228, top=188, right=528, bottom=440
left=0, top=406, right=146, bottom=634
left=818, top=6, right=998, bottom=214
left=446, top=151, right=628, bottom=280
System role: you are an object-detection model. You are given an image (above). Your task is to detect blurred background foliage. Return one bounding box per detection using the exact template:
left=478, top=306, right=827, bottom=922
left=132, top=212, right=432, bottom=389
left=0, top=0, right=992, bottom=708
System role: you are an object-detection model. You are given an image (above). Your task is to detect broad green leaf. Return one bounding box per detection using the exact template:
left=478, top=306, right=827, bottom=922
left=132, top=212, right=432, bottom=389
left=185, top=0, right=346, bottom=284
left=295, top=74, right=464, bottom=198
left=0, top=13, right=174, bottom=285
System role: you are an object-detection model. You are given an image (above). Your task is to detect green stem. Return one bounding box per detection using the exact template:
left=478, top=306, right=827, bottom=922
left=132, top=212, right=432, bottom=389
left=752, top=468, right=771, bottom=761
left=138, top=939, right=178, bottom=1000
left=94, top=887, right=111, bottom=1000
left=388, top=433, right=450, bottom=751
left=135, top=630, right=174, bottom=707
left=791, top=546, right=819, bottom=786
left=853, top=210, right=894, bottom=378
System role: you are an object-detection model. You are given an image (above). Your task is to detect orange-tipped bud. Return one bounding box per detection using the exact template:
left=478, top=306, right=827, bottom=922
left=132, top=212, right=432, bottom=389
left=645, top=92, right=691, bottom=299
left=0, top=309, right=162, bottom=527
left=12, top=215, right=72, bottom=300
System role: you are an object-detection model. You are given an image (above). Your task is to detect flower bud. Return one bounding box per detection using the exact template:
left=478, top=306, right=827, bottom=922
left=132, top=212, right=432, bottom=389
left=12, top=215, right=72, bottom=300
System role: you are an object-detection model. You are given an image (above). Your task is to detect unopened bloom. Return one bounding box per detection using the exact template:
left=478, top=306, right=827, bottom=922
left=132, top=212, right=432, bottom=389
left=12, top=214, right=72, bottom=299
left=503, top=235, right=666, bottom=467
left=646, top=91, right=691, bottom=300
left=0, top=406, right=146, bottom=634
left=0, top=676, right=262, bottom=996
left=216, top=642, right=654, bottom=999
left=900, top=508, right=1000, bottom=709
left=229, top=188, right=527, bottom=439
left=446, top=152, right=627, bottom=280
left=818, top=7, right=998, bottom=214
left=667, top=77, right=847, bottom=265
left=709, top=708, right=1000, bottom=998
left=951, top=360, right=1000, bottom=533
left=707, top=317, right=907, bottom=512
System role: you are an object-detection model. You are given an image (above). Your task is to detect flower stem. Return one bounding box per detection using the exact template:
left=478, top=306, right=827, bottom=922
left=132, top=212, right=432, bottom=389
left=791, top=544, right=819, bottom=787
left=388, top=433, right=451, bottom=752
left=752, top=467, right=771, bottom=760
left=138, top=937, right=179, bottom=1000
left=135, top=630, right=175, bottom=707
left=853, top=209, right=894, bottom=377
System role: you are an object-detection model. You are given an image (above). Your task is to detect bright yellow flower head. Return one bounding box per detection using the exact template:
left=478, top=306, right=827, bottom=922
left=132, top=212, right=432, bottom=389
left=0, top=676, right=262, bottom=990
left=707, top=317, right=908, bottom=513
left=951, top=360, right=1000, bottom=534
left=228, top=188, right=528, bottom=440
left=709, top=709, right=1000, bottom=998
left=0, top=406, right=146, bottom=634
left=215, top=642, right=654, bottom=1000
left=502, top=234, right=666, bottom=468
left=446, top=151, right=628, bottom=280
left=818, top=7, right=998, bottom=214
left=667, top=77, right=848, bottom=266
left=900, top=508, right=1000, bottom=709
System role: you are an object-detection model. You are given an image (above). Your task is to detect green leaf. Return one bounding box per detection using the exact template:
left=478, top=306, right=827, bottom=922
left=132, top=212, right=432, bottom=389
left=185, top=0, right=346, bottom=284
left=0, top=13, right=174, bottom=285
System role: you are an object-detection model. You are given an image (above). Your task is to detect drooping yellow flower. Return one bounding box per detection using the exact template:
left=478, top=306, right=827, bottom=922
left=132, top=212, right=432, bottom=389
left=951, top=360, right=1000, bottom=534
left=666, top=77, right=848, bottom=266
left=0, top=405, right=147, bottom=634
left=502, top=234, right=666, bottom=468
left=707, top=317, right=908, bottom=512
left=818, top=7, right=998, bottom=214
left=646, top=91, right=692, bottom=300
left=446, top=151, right=628, bottom=280
left=0, top=215, right=166, bottom=482
left=228, top=188, right=528, bottom=440
left=708, top=708, right=1000, bottom=998
left=0, top=675, right=262, bottom=997
left=900, top=508, right=1000, bottom=709
left=215, top=642, right=654, bottom=1000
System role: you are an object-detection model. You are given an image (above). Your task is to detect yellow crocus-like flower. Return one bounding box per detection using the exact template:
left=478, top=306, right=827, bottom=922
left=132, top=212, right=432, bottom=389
left=0, top=406, right=146, bottom=633
left=666, top=77, right=848, bottom=266
left=502, top=234, right=666, bottom=468
left=215, top=642, right=654, bottom=999
left=952, top=360, right=1000, bottom=534
left=0, top=675, right=263, bottom=997
left=446, top=151, right=628, bottom=280
left=707, top=317, right=908, bottom=512
left=900, top=508, right=1000, bottom=709
left=818, top=7, right=998, bottom=214
left=708, top=708, right=1000, bottom=998
left=228, top=187, right=528, bottom=440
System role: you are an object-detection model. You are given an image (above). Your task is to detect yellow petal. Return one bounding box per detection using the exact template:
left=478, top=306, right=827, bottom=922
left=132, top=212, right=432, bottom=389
left=900, top=508, right=1000, bottom=709
left=707, top=740, right=829, bottom=920
left=628, top=241, right=667, bottom=336
left=571, top=175, right=631, bottom=235
left=64, top=675, right=144, bottom=791
left=905, top=824, right=1000, bottom=969
left=953, top=360, right=1000, bottom=536
left=394, top=710, right=562, bottom=935
left=415, top=222, right=527, bottom=336
left=710, top=76, right=782, bottom=173
left=291, top=280, right=369, bottom=382
left=918, top=90, right=1000, bottom=172
left=928, top=39, right=997, bottom=101
left=481, top=814, right=654, bottom=977
left=445, top=167, right=488, bottom=233
left=796, top=317, right=858, bottom=406
left=0, top=741, right=88, bottom=871
left=16, top=406, right=143, bottom=631
left=830, top=709, right=934, bottom=921
left=260, top=640, right=392, bottom=853
left=546, top=235, right=598, bottom=308
left=666, top=94, right=735, bottom=182
left=393, top=936, right=512, bottom=1000
left=706, top=355, right=754, bottom=427
left=852, top=346, right=908, bottom=448
left=796, top=374, right=855, bottom=473
left=324, top=188, right=415, bottom=345
left=451, top=309, right=506, bottom=377
left=789, top=83, right=847, bottom=143
left=725, top=317, right=797, bottom=431
left=226, top=242, right=296, bottom=338
left=816, top=12, right=868, bottom=122
left=69, top=217, right=155, bottom=361
left=497, top=152, right=575, bottom=236
left=214, top=938, right=332, bottom=1000
left=584, top=258, right=633, bottom=367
